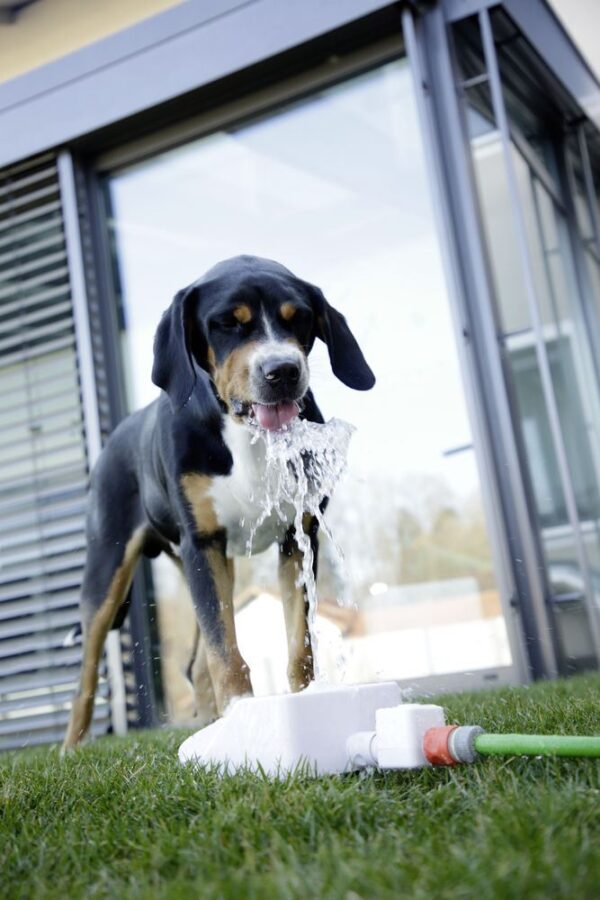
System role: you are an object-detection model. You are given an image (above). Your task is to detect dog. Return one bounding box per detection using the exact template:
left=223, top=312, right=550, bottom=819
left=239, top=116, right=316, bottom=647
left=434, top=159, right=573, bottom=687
left=62, top=255, right=375, bottom=750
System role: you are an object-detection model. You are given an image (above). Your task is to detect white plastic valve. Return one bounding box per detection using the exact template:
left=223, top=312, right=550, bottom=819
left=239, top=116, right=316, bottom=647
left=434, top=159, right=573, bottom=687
left=375, top=703, right=447, bottom=768
left=345, top=704, right=446, bottom=769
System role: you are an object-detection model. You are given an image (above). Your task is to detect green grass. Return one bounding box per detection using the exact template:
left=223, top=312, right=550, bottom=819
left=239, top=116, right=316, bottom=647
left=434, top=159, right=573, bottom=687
left=2, top=674, right=600, bottom=900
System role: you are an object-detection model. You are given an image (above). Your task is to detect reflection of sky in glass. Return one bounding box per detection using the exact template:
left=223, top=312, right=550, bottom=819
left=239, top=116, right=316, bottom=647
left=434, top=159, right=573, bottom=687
left=106, top=58, right=511, bottom=682
left=108, top=60, right=477, bottom=498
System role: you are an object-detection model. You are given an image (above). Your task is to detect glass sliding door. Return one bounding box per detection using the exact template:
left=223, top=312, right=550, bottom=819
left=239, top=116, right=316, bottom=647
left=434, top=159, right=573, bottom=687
left=103, top=54, right=517, bottom=716
left=565, top=128, right=600, bottom=392
left=454, top=11, right=600, bottom=673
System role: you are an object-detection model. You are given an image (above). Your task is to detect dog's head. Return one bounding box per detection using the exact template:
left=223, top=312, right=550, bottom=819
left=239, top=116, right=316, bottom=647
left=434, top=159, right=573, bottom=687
left=152, top=255, right=375, bottom=430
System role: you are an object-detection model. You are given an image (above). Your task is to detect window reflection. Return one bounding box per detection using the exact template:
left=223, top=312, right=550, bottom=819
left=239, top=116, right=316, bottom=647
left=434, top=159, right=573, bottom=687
left=467, top=101, right=600, bottom=672
left=107, top=60, right=511, bottom=710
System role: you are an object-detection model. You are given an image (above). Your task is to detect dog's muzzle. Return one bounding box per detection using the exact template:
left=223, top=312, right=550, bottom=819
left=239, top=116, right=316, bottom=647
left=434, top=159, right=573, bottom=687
left=248, top=347, right=309, bottom=431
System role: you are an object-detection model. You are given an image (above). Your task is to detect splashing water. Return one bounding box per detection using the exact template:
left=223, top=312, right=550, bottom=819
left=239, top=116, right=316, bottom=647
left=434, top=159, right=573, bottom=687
left=247, top=417, right=355, bottom=679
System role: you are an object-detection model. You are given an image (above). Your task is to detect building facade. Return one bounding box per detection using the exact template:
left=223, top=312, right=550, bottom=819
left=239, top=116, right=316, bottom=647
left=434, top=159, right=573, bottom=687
left=1, top=0, right=600, bottom=749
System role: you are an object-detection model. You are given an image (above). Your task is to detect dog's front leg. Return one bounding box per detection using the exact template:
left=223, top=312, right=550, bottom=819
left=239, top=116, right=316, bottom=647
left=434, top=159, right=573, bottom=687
left=279, top=516, right=318, bottom=691
left=180, top=534, right=252, bottom=713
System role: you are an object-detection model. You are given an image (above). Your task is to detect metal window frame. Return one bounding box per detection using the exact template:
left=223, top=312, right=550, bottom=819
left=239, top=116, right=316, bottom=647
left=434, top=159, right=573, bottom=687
left=402, top=10, right=530, bottom=686
left=56, top=151, right=128, bottom=737
left=477, top=8, right=600, bottom=661
left=403, top=2, right=559, bottom=679
left=94, top=33, right=405, bottom=173
left=68, top=157, right=159, bottom=729
left=442, top=3, right=600, bottom=673
left=445, top=0, right=600, bottom=127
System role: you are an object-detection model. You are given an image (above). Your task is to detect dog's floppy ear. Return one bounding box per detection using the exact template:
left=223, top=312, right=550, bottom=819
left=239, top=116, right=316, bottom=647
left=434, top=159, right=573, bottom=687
left=307, top=284, right=375, bottom=390
left=152, top=285, right=219, bottom=415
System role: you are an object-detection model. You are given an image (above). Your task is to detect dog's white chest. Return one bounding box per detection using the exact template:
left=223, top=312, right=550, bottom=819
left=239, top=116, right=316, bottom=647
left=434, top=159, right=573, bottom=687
left=209, top=420, right=294, bottom=557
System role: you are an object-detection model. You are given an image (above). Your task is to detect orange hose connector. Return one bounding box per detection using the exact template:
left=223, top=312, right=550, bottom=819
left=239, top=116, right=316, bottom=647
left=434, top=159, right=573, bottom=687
left=423, top=725, right=459, bottom=766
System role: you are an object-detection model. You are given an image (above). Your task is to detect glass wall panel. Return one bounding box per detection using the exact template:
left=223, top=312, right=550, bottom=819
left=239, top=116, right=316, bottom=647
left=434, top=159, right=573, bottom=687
left=565, top=133, right=600, bottom=360
left=106, top=59, right=513, bottom=716
left=456, top=19, right=600, bottom=672
left=565, top=135, right=594, bottom=244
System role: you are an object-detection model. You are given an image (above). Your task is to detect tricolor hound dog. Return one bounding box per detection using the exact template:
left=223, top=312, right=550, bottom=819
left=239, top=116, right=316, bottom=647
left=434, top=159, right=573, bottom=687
left=63, top=255, right=375, bottom=750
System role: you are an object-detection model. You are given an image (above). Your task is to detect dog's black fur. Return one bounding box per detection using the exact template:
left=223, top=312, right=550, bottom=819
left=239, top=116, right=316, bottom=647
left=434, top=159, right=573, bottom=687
left=63, top=255, right=374, bottom=749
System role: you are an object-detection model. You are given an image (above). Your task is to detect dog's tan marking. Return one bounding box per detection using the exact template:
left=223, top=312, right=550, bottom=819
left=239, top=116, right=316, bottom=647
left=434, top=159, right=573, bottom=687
left=62, top=527, right=147, bottom=752
left=279, top=541, right=314, bottom=692
left=180, top=477, right=250, bottom=710
left=280, top=302, right=297, bottom=322
left=191, top=632, right=219, bottom=725
left=233, top=304, right=252, bottom=324
left=202, top=548, right=252, bottom=710
left=180, top=473, right=219, bottom=533
left=211, top=340, right=260, bottom=413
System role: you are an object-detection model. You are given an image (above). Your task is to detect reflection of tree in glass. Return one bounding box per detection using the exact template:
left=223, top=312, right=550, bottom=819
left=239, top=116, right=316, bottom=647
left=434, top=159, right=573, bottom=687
left=396, top=500, right=496, bottom=591
left=323, top=473, right=496, bottom=604
left=228, top=473, right=495, bottom=609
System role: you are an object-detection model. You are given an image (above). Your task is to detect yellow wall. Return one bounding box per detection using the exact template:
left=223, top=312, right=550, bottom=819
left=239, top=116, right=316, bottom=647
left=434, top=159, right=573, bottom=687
left=1, top=1, right=597, bottom=94
left=0, top=0, right=184, bottom=84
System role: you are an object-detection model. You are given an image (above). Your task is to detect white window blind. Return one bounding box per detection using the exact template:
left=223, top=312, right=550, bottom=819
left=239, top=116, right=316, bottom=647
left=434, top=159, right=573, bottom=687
left=0, top=154, right=111, bottom=750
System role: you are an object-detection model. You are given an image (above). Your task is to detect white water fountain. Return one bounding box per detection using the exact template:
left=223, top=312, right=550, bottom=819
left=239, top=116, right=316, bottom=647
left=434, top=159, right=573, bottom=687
left=178, top=417, right=447, bottom=776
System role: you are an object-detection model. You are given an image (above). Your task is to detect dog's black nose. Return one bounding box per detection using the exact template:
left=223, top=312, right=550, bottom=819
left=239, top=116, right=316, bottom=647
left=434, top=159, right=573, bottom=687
left=261, top=358, right=300, bottom=386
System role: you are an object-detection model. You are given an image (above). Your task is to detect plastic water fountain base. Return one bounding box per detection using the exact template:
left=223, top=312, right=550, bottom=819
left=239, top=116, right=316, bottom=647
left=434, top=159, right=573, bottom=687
left=178, top=682, right=446, bottom=776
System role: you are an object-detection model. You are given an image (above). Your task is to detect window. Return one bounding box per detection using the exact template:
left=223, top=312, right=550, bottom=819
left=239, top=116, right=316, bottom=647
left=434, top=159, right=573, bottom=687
left=455, top=11, right=600, bottom=672
left=105, top=58, right=513, bottom=712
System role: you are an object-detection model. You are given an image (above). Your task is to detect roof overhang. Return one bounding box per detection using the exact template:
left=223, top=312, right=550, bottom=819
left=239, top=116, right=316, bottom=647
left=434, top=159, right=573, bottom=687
left=0, top=0, right=598, bottom=168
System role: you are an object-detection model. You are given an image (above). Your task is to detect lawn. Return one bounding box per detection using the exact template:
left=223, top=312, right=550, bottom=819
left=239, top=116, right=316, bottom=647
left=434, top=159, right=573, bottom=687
left=1, top=674, right=600, bottom=899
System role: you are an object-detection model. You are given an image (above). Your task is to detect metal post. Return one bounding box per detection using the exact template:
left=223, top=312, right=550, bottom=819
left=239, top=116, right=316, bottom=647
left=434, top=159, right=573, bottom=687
left=479, top=9, right=600, bottom=663
left=57, top=151, right=128, bottom=737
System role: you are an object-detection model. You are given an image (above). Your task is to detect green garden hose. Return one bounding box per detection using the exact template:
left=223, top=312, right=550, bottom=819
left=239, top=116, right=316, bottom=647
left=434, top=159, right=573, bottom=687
left=474, top=732, right=600, bottom=758
left=423, top=724, right=600, bottom=765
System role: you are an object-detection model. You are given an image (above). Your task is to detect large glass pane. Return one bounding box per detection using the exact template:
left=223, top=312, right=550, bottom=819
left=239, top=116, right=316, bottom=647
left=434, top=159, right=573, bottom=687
left=106, top=59, right=512, bottom=715
left=565, top=134, right=600, bottom=358
left=565, top=134, right=594, bottom=244
left=465, top=93, right=600, bottom=672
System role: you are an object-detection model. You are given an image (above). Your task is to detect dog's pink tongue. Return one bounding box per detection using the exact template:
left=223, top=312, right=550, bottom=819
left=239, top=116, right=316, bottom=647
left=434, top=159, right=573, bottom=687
left=252, top=401, right=299, bottom=431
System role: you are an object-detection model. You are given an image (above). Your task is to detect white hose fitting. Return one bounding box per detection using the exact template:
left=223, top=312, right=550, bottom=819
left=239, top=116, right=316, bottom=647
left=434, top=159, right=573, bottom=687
left=346, top=704, right=447, bottom=770
left=346, top=731, right=378, bottom=768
